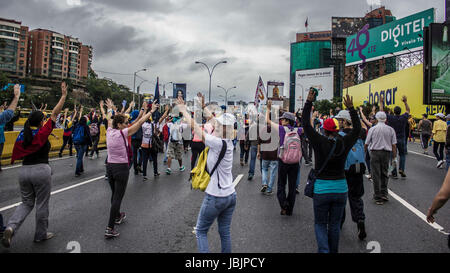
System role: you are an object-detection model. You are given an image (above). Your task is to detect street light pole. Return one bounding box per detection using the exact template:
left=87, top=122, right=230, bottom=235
left=133, top=68, right=148, bottom=107
left=195, top=60, right=227, bottom=103
left=217, top=85, right=236, bottom=108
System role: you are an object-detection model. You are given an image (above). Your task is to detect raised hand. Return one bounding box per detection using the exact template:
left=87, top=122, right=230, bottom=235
left=402, top=95, right=407, bottom=103
left=99, top=100, right=104, bottom=109
left=307, top=88, right=316, bottom=102
left=61, top=81, right=68, bottom=97
left=343, top=94, right=354, bottom=109
left=13, top=84, right=21, bottom=98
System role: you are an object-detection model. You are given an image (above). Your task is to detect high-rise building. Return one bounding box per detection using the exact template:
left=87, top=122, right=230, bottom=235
left=0, top=18, right=29, bottom=77
left=28, top=29, right=92, bottom=81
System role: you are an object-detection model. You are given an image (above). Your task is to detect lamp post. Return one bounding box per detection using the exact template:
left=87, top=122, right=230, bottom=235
left=195, top=60, right=227, bottom=103
left=217, top=85, right=237, bottom=107
left=136, top=79, right=148, bottom=106
left=133, top=68, right=148, bottom=107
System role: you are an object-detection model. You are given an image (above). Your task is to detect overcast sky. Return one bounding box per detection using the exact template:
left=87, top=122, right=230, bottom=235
left=0, top=0, right=446, bottom=103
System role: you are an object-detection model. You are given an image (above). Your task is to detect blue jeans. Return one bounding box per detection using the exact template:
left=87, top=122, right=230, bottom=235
left=262, top=160, right=278, bottom=192
left=196, top=193, right=237, bottom=253
left=393, top=138, right=406, bottom=173
left=248, top=145, right=258, bottom=175
left=446, top=149, right=450, bottom=171
left=75, top=144, right=87, bottom=174
left=313, top=192, right=347, bottom=253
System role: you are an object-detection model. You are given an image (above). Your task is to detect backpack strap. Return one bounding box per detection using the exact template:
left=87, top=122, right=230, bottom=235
left=316, top=138, right=337, bottom=175
left=208, top=140, right=227, bottom=189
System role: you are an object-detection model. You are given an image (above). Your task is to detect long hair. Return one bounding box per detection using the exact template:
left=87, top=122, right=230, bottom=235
left=23, top=111, right=45, bottom=148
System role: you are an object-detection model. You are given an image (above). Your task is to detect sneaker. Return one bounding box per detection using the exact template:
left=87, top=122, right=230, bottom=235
left=58, top=153, right=62, bottom=158
left=357, top=221, right=367, bottom=240
left=437, top=160, right=444, bottom=168
left=115, top=212, right=126, bottom=225
left=248, top=174, right=253, bottom=180
left=34, top=232, right=54, bottom=243
left=1, top=227, right=13, bottom=248
left=305, top=162, right=312, bottom=166
left=105, top=227, right=120, bottom=239
left=365, top=173, right=371, bottom=179
left=143, top=176, right=148, bottom=180
left=75, top=173, right=81, bottom=177
left=179, top=166, right=185, bottom=172
left=134, top=169, right=139, bottom=175
left=391, top=173, right=398, bottom=179
left=280, top=209, right=287, bottom=215
left=264, top=190, right=273, bottom=196
left=424, top=151, right=428, bottom=155
left=240, top=160, right=244, bottom=166
left=296, top=188, right=300, bottom=194
left=166, top=168, right=172, bottom=175
left=375, top=200, right=384, bottom=205
left=399, top=170, right=406, bottom=178
left=260, top=185, right=268, bottom=193
left=381, top=196, right=389, bottom=202
left=154, top=172, right=161, bottom=177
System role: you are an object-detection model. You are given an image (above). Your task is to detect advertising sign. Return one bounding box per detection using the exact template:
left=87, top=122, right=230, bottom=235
left=346, top=64, right=446, bottom=119
left=294, top=67, right=333, bottom=111
left=267, top=81, right=284, bottom=99
left=428, top=23, right=450, bottom=104
left=173, top=83, right=187, bottom=101
left=332, top=17, right=366, bottom=38
left=346, top=8, right=434, bottom=66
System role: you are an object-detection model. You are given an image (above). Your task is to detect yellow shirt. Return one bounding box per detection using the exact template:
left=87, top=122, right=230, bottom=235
left=432, top=120, right=447, bottom=143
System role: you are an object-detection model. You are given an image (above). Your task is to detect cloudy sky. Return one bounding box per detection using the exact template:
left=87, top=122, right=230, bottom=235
left=0, top=0, right=446, bottom=103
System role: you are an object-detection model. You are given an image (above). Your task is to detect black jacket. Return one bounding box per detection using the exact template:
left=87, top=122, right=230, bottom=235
left=302, top=100, right=361, bottom=180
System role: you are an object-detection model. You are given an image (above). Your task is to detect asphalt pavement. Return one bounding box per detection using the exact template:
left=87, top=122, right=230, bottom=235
left=0, top=141, right=449, bottom=253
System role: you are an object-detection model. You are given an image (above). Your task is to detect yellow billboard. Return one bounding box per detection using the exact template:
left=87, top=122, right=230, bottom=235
left=346, top=64, right=446, bottom=119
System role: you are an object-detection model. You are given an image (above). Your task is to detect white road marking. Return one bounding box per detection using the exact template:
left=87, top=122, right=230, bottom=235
left=233, top=174, right=244, bottom=188
left=388, top=189, right=449, bottom=236
left=407, top=150, right=437, bottom=160
left=0, top=175, right=105, bottom=212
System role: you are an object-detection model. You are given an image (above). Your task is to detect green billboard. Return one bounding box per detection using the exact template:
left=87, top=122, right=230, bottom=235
left=428, top=23, right=450, bottom=104
left=346, top=8, right=434, bottom=66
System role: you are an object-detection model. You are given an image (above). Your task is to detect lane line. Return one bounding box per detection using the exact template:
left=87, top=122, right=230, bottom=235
left=407, top=150, right=437, bottom=160
left=388, top=189, right=449, bottom=236
left=233, top=174, right=244, bottom=188
left=0, top=175, right=105, bottom=213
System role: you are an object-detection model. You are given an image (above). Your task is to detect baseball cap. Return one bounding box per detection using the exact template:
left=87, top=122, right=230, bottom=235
left=323, top=118, right=339, bottom=132
left=280, top=112, right=296, bottom=122
left=334, top=110, right=351, bottom=121
left=216, top=113, right=236, bottom=126
left=435, top=113, right=445, bottom=118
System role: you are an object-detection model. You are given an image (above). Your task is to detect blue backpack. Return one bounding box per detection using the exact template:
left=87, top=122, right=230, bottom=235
left=339, top=131, right=365, bottom=171
left=73, top=125, right=85, bottom=145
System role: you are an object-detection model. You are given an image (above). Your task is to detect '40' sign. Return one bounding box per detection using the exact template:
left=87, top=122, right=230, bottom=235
left=347, top=24, right=371, bottom=68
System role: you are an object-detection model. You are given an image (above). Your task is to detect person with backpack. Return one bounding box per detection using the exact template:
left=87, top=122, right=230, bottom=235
left=418, top=114, right=432, bottom=155
left=2, top=82, right=65, bottom=248
left=141, top=105, right=169, bottom=180
left=89, top=113, right=103, bottom=159
left=302, top=90, right=361, bottom=253
left=59, top=106, right=76, bottom=157
left=72, top=111, right=92, bottom=177
left=177, top=94, right=236, bottom=253
left=335, top=110, right=367, bottom=240
left=257, top=117, right=279, bottom=195
left=100, top=99, right=157, bottom=238
left=166, top=112, right=187, bottom=175
left=266, top=101, right=303, bottom=216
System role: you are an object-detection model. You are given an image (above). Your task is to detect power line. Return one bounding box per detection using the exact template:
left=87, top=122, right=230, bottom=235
left=93, top=69, right=134, bottom=76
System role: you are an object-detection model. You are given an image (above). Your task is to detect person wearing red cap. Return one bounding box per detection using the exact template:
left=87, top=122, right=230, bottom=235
left=301, top=89, right=361, bottom=253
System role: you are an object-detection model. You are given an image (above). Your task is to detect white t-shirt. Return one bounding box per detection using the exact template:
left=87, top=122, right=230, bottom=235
left=141, top=122, right=154, bottom=147
left=167, top=121, right=187, bottom=144
left=204, top=133, right=235, bottom=197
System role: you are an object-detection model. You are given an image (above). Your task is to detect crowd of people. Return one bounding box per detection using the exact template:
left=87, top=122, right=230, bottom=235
left=0, top=83, right=449, bottom=253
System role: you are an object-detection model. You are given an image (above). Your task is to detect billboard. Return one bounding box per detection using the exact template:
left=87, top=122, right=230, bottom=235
left=294, top=67, right=333, bottom=111
left=173, top=83, right=186, bottom=101
left=346, top=8, right=434, bottom=66
left=296, top=31, right=331, bottom=42
left=346, top=64, right=446, bottom=119
left=267, top=81, right=284, bottom=99
left=332, top=17, right=366, bottom=38
left=426, top=23, right=450, bottom=104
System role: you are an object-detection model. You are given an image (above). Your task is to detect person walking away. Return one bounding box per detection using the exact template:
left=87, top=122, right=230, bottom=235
left=266, top=101, right=303, bottom=216
left=335, top=110, right=367, bottom=240
left=4, top=106, right=20, bottom=132
left=177, top=94, right=236, bottom=253
left=102, top=99, right=156, bottom=238
left=191, top=114, right=214, bottom=170
left=2, top=82, right=65, bottom=248
left=162, top=115, right=171, bottom=164
left=302, top=90, right=361, bottom=253
left=59, top=106, right=76, bottom=157
left=239, top=119, right=250, bottom=166
left=141, top=105, right=169, bottom=180
left=380, top=94, right=410, bottom=178
left=432, top=113, right=447, bottom=169
left=408, top=115, right=416, bottom=143
left=418, top=114, right=432, bottom=155
left=72, top=114, right=92, bottom=177
left=89, top=112, right=103, bottom=159
left=365, top=111, right=397, bottom=205
left=257, top=120, right=278, bottom=195
left=247, top=121, right=259, bottom=180
left=129, top=109, right=144, bottom=175
left=427, top=168, right=450, bottom=249
left=166, top=113, right=187, bottom=174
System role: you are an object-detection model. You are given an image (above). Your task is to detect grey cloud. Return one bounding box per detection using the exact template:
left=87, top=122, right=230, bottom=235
left=82, top=0, right=176, bottom=14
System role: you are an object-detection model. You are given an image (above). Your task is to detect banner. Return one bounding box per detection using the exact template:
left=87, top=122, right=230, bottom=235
left=267, top=81, right=284, bottom=99
left=173, top=83, right=186, bottom=101
left=346, top=64, right=446, bottom=119
left=294, top=67, right=333, bottom=111
left=429, top=23, right=450, bottom=104
left=254, top=76, right=266, bottom=108
left=346, top=8, right=434, bottom=66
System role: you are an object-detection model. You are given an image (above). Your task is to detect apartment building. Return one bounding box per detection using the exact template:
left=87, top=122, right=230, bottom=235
left=0, top=18, right=29, bottom=77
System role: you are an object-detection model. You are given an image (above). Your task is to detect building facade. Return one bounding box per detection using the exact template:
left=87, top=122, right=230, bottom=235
left=0, top=18, right=29, bottom=77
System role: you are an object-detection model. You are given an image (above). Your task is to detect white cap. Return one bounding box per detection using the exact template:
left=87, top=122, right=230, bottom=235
left=435, top=113, right=445, bottom=118
left=216, top=113, right=236, bottom=126
left=334, top=110, right=351, bottom=121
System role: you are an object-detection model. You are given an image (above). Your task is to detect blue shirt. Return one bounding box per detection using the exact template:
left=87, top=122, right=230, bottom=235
left=314, top=178, right=348, bottom=194
left=0, top=124, right=5, bottom=144
left=387, top=113, right=409, bottom=139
